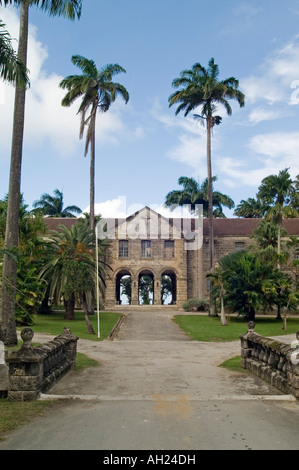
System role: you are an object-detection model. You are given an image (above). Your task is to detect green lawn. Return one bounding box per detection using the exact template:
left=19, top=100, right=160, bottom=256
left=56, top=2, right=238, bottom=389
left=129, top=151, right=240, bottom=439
left=24, top=310, right=121, bottom=341
left=173, top=315, right=299, bottom=342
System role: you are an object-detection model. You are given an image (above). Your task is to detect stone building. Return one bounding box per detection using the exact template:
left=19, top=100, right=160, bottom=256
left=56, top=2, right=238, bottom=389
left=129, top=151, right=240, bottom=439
left=44, top=209, right=299, bottom=309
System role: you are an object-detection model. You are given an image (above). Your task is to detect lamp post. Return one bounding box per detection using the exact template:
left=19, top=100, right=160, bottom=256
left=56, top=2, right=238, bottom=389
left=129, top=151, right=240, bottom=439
left=95, top=224, right=100, bottom=339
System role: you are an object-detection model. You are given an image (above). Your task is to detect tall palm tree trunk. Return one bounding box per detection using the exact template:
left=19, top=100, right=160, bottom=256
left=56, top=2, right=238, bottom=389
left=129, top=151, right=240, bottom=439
left=276, top=219, right=282, bottom=320
left=89, top=106, right=97, bottom=232
left=88, top=112, right=96, bottom=314
left=89, top=129, right=95, bottom=231
left=1, top=1, right=29, bottom=346
left=277, top=220, right=281, bottom=270
left=207, top=116, right=216, bottom=316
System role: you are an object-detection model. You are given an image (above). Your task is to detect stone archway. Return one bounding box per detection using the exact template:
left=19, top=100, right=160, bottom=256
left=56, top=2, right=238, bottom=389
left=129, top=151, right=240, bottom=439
left=161, top=270, right=177, bottom=305
left=115, top=270, right=132, bottom=305
left=138, top=270, right=154, bottom=305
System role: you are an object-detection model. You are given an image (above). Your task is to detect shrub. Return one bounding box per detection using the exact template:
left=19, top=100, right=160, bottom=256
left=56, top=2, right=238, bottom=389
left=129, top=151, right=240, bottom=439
left=183, top=298, right=209, bottom=312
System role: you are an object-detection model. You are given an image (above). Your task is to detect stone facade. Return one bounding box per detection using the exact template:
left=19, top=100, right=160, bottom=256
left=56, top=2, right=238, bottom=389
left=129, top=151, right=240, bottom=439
left=44, top=211, right=299, bottom=310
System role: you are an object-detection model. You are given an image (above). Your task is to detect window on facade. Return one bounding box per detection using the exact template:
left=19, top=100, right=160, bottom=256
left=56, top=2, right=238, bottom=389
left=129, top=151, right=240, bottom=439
left=141, top=240, right=152, bottom=258
left=235, top=242, right=245, bottom=252
left=119, top=240, right=129, bottom=258
left=295, top=248, right=299, bottom=260
left=164, top=240, right=174, bottom=258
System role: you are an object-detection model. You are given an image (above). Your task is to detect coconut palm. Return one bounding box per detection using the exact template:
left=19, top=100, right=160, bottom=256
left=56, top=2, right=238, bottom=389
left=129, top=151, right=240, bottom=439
left=33, top=188, right=82, bottom=217
left=168, top=58, right=245, bottom=277
left=39, top=223, right=107, bottom=334
left=0, top=0, right=82, bottom=346
left=165, top=176, right=234, bottom=218
left=257, top=168, right=298, bottom=269
left=59, top=55, right=129, bottom=230
left=0, top=19, right=29, bottom=86
left=234, top=197, right=268, bottom=218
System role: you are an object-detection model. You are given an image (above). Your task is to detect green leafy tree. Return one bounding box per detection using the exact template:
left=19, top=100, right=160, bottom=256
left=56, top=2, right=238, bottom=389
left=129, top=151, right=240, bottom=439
left=207, top=266, right=227, bottom=326
left=257, top=168, right=298, bottom=269
left=0, top=0, right=82, bottom=346
left=234, top=197, right=268, bottom=218
left=161, top=275, right=172, bottom=305
left=250, top=219, right=288, bottom=266
left=0, top=19, right=29, bottom=86
left=33, top=188, right=82, bottom=217
left=139, top=275, right=153, bottom=305
left=120, top=275, right=132, bottom=304
left=59, top=55, right=129, bottom=230
left=0, top=195, right=47, bottom=325
left=168, top=58, right=245, bottom=315
left=39, top=223, right=107, bottom=334
left=165, top=176, right=234, bottom=218
left=219, top=251, right=275, bottom=322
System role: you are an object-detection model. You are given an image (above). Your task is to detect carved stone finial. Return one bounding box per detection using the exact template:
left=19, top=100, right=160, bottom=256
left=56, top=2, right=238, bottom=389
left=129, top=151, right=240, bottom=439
left=19, top=328, right=34, bottom=353
left=248, top=321, right=255, bottom=332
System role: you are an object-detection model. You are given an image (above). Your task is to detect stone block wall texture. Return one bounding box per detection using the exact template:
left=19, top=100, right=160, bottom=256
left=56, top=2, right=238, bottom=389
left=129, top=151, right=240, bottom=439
left=5, top=327, right=78, bottom=401
left=240, top=324, right=299, bottom=399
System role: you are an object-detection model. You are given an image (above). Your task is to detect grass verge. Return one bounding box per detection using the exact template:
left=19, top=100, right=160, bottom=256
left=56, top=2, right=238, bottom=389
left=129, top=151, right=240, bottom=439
left=173, top=315, right=299, bottom=342
left=0, top=400, right=66, bottom=441
left=219, top=356, right=246, bottom=374
left=25, top=310, right=121, bottom=341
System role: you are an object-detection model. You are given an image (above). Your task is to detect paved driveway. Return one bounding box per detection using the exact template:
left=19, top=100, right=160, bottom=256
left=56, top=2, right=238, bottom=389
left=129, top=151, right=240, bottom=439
left=0, top=310, right=299, bottom=450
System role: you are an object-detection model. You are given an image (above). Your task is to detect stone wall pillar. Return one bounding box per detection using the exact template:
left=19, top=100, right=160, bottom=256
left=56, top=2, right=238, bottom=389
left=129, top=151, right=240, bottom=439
left=131, top=278, right=139, bottom=305
left=6, top=329, right=43, bottom=401
left=154, top=278, right=161, bottom=305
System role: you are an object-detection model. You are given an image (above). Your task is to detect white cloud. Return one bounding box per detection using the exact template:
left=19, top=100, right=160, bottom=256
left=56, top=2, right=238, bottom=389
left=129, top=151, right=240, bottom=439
left=249, top=131, right=299, bottom=160
left=0, top=8, right=135, bottom=160
left=248, top=107, right=285, bottom=124
left=216, top=131, right=299, bottom=189
left=241, top=35, right=299, bottom=106
left=83, top=197, right=197, bottom=219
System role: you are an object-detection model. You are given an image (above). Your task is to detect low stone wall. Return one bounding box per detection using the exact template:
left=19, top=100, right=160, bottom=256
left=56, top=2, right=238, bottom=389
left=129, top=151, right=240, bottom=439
left=5, top=327, right=78, bottom=401
left=240, top=322, right=299, bottom=399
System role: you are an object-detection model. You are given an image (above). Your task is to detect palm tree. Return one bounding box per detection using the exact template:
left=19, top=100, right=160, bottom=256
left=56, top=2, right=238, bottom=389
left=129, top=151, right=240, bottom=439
left=59, top=55, right=129, bottom=231
left=207, top=266, right=227, bottom=326
left=234, top=197, right=268, bottom=218
left=168, top=58, right=245, bottom=314
left=0, top=19, right=29, bottom=87
left=0, top=0, right=82, bottom=346
left=33, top=188, right=82, bottom=217
left=40, top=223, right=107, bottom=334
left=165, top=176, right=234, bottom=218
left=257, top=168, right=298, bottom=270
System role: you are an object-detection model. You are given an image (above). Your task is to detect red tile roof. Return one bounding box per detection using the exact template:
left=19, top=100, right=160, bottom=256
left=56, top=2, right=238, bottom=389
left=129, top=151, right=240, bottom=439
left=43, top=216, right=299, bottom=238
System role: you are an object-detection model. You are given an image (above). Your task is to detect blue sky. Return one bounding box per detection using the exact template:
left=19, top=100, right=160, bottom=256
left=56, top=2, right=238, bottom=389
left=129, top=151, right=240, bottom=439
left=1, top=0, right=299, bottom=219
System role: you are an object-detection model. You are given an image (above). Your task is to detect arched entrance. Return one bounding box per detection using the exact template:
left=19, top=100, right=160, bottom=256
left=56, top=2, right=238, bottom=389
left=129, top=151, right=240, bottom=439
left=115, top=270, right=132, bottom=305
left=138, top=270, right=154, bottom=305
left=161, top=270, right=177, bottom=305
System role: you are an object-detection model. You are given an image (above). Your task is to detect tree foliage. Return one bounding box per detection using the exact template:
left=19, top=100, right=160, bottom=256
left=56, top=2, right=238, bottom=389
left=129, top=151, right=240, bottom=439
left=33, top=188, right=82, bottom=217
left=39, top=223, right=108, bottom=334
